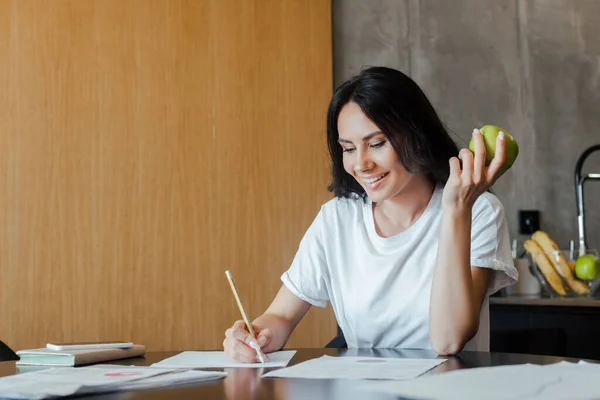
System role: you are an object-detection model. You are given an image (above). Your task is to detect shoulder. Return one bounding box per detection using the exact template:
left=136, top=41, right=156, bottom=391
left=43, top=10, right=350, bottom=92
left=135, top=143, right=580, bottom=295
left=473, top=191, right=505, bottom=217
left=318, top=195, right=368, bottom=226
left=321, top=194, right=366, bottom=213
left=298, top=196, right=367, bottom=246
left=471, top=191, right=507, bottom=231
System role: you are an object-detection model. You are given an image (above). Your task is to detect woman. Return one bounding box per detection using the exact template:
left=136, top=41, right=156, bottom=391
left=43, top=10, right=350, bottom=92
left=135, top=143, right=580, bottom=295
left=223, top=66, right=517, bottom=360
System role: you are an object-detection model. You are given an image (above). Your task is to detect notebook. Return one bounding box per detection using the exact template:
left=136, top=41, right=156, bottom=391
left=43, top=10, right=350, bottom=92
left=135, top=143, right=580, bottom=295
left=16, top=344, right=146, bottom=366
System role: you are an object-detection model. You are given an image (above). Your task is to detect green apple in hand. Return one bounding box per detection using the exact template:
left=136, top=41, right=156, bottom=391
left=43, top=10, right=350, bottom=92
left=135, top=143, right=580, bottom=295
left=469, top=125, right=519, bottom=173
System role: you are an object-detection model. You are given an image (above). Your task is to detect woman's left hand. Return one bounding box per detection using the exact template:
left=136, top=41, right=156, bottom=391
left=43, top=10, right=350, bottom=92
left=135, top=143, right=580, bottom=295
left=442, top=128, right=506, bottom=209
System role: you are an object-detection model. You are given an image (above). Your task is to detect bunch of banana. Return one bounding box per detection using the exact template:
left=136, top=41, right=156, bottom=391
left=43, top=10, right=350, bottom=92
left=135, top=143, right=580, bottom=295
left=524, top=231, right=590, bottom=296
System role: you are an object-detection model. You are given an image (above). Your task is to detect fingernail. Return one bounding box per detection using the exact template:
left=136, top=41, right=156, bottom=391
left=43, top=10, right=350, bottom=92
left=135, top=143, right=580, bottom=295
left=248, top=340, right=260, bottom=351
left=498, top=131, right=505, bottom=140
left=258, top=335, right=267, bottom=346
left=473, top=128, right=481, bottom=136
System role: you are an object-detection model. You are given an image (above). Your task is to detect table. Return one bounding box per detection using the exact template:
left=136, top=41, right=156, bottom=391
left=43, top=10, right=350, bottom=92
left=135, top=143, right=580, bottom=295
left=0, top=348, right=583, bottom=400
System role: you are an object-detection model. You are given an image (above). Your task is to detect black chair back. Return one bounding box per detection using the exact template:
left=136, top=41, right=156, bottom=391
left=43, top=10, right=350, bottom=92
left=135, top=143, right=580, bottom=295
left=325, top=325, right=347, bottom=348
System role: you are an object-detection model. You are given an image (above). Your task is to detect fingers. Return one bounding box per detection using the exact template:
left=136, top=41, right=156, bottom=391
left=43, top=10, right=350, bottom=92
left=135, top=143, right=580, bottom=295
left=444, top=128, right=508, bottom=208
left=226, top=321, right=260, bottom=347
left=223, top=320, right=274, bottom=363
left=448, top=157, right=461, bottom=182
left=471, top=129, right=485, bottom=183
left=458, top=148, right=473, bottom=182
left=223, top=320, right=260, bottom=363
left=223, top=336, right=259, bottom=363
left=256, top=328, right=273, bottom=347
left=487, top=131, right=506, bottom=181
left=233, top=320, right=246, bottom=331
left=225, top=320, right=246, bottom=339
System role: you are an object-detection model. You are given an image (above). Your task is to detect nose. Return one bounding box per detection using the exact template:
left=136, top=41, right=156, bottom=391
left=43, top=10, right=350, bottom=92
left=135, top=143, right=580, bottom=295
left=354, top=149, right=374, bottom=174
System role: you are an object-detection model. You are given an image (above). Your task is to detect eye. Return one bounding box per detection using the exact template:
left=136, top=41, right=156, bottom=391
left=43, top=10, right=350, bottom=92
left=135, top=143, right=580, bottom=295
left=370, top=141, right=386, bottom=148
left=342, top=147, right=356, bottom=153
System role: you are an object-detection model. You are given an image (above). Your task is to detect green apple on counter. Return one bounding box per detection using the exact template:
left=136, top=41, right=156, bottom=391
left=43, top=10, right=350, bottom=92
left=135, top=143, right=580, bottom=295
left=469, top=125, right=519, bottom=173
left=575, top=254, right=600, bottom=281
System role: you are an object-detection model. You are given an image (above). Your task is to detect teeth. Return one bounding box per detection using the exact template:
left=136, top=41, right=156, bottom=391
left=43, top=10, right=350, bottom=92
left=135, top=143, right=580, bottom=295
left=363, top=173, right=386, bottom=184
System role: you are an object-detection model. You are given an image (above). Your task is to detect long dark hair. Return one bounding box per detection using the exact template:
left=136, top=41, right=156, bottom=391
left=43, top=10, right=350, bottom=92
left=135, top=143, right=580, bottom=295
left=326, top=66, right=459, bottom=199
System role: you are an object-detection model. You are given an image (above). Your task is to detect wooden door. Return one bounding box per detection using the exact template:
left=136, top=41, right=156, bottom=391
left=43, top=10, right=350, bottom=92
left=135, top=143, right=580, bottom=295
left=0, top=0, right=336, bottom=351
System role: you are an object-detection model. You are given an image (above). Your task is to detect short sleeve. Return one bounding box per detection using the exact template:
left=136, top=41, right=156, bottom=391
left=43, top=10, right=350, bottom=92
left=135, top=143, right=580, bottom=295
left=281, top=208, right=330, bottom=308
left=470, top=193, right=518, bottom=295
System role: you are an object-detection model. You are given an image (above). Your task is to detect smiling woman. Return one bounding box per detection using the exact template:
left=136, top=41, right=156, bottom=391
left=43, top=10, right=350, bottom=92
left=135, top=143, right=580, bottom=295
left=222, top=66, right=519, bottom=362
left=327, top=68, right=458, bottom=203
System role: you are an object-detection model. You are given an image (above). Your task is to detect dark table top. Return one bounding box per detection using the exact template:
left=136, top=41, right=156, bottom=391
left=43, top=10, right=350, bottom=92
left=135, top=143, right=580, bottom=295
left=0, top=348, right=584, bottom=400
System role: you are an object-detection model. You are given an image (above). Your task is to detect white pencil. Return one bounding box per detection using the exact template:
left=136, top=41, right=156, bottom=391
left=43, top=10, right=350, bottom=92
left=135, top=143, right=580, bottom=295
left=225, top=270, right=266, bottom=364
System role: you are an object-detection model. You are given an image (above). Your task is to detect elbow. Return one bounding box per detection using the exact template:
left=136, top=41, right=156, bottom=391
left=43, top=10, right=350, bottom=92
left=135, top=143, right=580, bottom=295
left=431, top=340, right=465, bottom=356
left=430, top=325, right=478, bottom=356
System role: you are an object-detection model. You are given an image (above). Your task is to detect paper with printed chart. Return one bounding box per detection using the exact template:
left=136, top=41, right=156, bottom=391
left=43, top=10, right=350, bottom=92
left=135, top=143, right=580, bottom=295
left=151, top=350, right=297, bottom=369
left=0, top=365, right=226, bottom=400
left=361, top=361, right=600, bottom=400
left=261, top=355, right=446, bottom=380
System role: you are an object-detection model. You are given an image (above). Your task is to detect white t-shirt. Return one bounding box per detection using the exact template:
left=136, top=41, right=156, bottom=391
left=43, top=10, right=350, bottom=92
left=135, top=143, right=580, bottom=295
left=281, top=184, right=518, bottom=351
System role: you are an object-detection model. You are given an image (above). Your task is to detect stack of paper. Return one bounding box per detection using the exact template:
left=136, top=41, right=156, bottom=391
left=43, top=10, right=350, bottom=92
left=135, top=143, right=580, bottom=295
left=361, top=361, right=600, bottom=400
left=0, top=366, right=226, bottom=400
left=262, top=355, right=447, bottom=380
left=151, top=350, right=297, bottom=369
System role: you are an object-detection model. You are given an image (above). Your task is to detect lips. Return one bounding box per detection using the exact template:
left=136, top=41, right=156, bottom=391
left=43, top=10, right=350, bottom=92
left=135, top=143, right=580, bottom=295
left=361, top=172, right=388, bottom=184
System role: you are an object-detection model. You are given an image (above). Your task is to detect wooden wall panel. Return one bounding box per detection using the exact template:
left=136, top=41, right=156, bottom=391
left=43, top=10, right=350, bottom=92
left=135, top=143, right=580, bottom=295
left=0, top=0, right=336, bottom=351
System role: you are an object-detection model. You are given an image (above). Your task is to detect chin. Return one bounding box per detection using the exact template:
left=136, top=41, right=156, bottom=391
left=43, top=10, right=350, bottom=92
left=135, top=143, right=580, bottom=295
left=364, top=190, right=389, bottom=203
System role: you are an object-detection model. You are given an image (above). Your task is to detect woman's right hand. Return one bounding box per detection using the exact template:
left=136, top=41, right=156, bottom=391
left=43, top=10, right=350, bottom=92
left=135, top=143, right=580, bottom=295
left=223, top=320, right=273, bottom=363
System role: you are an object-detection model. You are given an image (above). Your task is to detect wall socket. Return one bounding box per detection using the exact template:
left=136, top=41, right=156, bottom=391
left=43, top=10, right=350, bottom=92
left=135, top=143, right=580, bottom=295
left=519, top=210, right=540, bottom=234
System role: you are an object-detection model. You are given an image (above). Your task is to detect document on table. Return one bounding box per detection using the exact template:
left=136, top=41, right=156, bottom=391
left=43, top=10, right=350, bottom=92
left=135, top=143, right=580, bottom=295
left=361, top=361, right=600, bottom=400
left=0, top=366, right=226, bottom=400
left=151, top=350, right=297, bottom=369
left=261, top=355, right=446, bottom=380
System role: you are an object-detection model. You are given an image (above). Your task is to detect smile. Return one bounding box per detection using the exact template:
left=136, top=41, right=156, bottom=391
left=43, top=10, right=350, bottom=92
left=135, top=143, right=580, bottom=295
left=361, top=172, right=389, bottom=184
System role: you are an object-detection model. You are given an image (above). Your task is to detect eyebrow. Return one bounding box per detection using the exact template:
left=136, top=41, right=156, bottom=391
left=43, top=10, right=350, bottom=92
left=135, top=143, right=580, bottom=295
left=337, top=131, right=384, bottom=144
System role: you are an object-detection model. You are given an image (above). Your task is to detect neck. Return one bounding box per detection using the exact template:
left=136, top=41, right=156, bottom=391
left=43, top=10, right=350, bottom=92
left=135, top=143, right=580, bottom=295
left=374, top=175, right=436, bottom=231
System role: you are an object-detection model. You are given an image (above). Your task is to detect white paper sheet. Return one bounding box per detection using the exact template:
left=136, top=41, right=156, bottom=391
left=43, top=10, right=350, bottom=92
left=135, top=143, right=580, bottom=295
left=150, top=350, right=297, bottom=369
left=116, top=369, right=228, bottom=390
left=362, top=361, right=600, bottom=400
left=0, top=366, right=226, bottom=400
left=261, top=355, right=446, bottom=380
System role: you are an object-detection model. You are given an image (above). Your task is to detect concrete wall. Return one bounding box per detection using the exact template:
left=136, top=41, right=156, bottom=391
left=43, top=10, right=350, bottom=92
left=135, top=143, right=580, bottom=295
left=333, top=0, right=600, bottom=251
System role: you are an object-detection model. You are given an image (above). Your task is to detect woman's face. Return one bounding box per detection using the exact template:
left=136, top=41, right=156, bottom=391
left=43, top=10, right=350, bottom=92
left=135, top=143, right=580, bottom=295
left=337, top=102, right=413, bottom=203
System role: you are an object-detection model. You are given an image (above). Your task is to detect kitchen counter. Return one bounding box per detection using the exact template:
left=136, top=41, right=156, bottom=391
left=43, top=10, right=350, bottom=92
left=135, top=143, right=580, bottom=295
left=490, top=295, right=600, bottom=307
left=490, top=294, right=600, bottom=359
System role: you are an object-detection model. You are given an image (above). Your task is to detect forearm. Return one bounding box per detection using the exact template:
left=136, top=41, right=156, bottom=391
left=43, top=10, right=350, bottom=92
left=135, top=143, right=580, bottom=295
left=247, top=285, right=311, bottom=353
left=252, top=313, right=296, bottom=352
left=429, top=205, right=478, bottom=355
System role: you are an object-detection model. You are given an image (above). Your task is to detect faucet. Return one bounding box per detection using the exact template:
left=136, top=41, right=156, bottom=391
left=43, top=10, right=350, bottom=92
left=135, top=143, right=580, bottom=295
left=574, top=144, right=600, bottom=256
